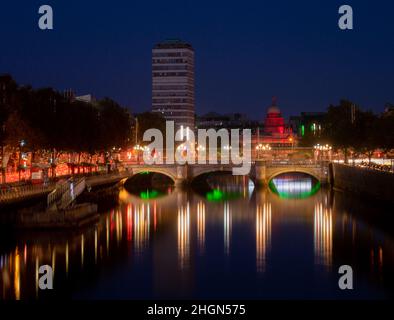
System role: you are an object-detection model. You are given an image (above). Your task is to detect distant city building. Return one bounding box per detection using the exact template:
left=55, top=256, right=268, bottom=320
left=289, top=111, right=326, bottom=138
left=197, top=112, right=259, bottom=131
left=151, top=39, right=195, bottom=130
left=63, top=89, right=96, bottom=104
left=75, top=94, right=95, bottom=104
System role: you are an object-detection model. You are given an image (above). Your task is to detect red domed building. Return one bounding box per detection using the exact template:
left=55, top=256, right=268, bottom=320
left=264, top=104, right=285, bottom=135
left=257, top=98, right=295, bottom=148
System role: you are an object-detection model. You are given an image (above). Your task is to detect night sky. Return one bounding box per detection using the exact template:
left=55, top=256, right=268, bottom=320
left=1, top=0, right=393, bottom=120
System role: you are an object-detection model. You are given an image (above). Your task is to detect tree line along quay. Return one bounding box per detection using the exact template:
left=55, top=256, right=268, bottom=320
left=1, top=74, right=394, bottom=186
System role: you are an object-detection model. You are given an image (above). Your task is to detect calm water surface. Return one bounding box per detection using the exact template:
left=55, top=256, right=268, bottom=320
left=0, top=174, right=393, bottom=299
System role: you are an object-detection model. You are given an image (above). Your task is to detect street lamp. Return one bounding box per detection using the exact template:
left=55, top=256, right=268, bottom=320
left=223, top=145, right=232, bottom=161
left=19, top=139, right=26, bottom=181
left=314, top=144, right=332, bottom=162
left=255, top=144, right=271, bottom=159
left=255, top=144, right=263, bottom=159
left=196, top=145, right=205, bottom=152
left=196, top=144, right=205, bottom=161
left=288, top=136, right=294, bottom=150
left=133, top=144, right=145, bottom=163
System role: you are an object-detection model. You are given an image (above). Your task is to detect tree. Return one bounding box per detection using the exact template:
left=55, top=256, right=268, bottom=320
left=0, top=75, right=19, bottom=182
left=97, top=98, right=132, bottom=151
left=323, top=100, right=361, bottom=163
left=352, top=111, right=379, bottom=163
left=378, top=111, right=394, bottom=156
left=0, top=75, right=134, bottom=179
left=134, top=112, right=166, bottom=145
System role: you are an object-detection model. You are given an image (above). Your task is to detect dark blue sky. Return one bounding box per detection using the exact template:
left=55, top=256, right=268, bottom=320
left=1, top=0, right=393, bottom=120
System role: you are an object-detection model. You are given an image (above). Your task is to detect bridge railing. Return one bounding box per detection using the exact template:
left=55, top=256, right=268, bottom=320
left=262, top=160, right=329, bottom=167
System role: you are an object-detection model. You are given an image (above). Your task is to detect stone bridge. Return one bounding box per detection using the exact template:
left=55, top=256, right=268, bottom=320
left=125, top=161, right=329, bottom=186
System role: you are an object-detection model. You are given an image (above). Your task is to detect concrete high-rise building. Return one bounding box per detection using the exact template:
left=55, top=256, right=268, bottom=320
left=152, top=39, right=195, bottom=130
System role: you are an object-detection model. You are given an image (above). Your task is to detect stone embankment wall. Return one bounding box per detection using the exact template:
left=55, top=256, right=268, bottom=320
left=330, top=163, right=394, bottom=202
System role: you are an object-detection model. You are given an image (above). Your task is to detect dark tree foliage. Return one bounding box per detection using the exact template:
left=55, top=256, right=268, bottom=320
left=97, top=98, right=132, bottom=151
left=0, top=75, right=132, bottom=156
left=378, top=111, right=394, bottom=153
left=134, top=111, right=166, bottom=145
left=320, top=99, right=394, bottom=162
left=0, top=75, right=19, bottom=144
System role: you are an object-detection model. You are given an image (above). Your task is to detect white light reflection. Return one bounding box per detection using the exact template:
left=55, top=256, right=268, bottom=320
left=224, top=202, right=231, bottom=256
left=177, top=203, right=190, bottom=269
left=314, top=202, right=333, bottom=268
left=134, top=203, right=150, bottom=253
left=272, top=177, right=312, bottom=194
left=197, top=201, right=205, bottom=254
left=256, top=203, right=272, bottom=273
left=65, top=242, right=69, bottom=275
left=127, top=204, right=133, bottom=242
left=94, top=229, right=98, bottom=264
left=81, top=235, right=84, bottom=268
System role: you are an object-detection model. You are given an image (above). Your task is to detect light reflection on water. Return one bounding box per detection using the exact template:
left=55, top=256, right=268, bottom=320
left=223, top=202, right=231, bottom=256
left=177, top=203, right=190, bottom=270
left=0, top=173, right=393, bottom=299
left=270, top=173, right=320, bottom=199
left=196, top=201, right=205, bottom=255
left=314, top=203, right=333, bottom=268
left=256, top=203, right=271, bottom=273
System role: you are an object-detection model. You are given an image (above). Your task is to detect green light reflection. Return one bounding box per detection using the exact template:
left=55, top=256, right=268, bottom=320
left=269, top=179, right=320, bottom=199
left=206, top=189, right=241, bottom=202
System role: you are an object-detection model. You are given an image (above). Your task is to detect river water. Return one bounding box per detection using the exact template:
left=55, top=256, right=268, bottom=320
left=0, top=173, right=393, bottom=300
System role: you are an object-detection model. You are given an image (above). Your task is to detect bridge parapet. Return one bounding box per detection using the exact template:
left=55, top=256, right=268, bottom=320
left=254, top=160, right=329, bottom=185
left=124, top=161, right=329, bottom=186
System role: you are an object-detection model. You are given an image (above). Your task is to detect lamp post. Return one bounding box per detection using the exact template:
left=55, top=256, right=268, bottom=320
left=196, top=144, right=205, bottom=161
left=1, top=124, right=5, bottom=184
left=133, top=144, right=148, bottom=164
left=255, top=144, right=271, bottom=160
left=288, top=136, right=294, bottom=150
left=255, top=144, right=262, bottom=159
left=19, top=139, right=26, bottom=181
left=223, top=145, right=232, bottom=163
left=135, top=117, right=138, bottom=145
left=314, top=144, right=332, bottom=163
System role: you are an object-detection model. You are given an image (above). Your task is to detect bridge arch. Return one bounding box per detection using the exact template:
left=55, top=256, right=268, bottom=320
left=267, top=168, right=322, bottom=183
left=192, top=169, right=233, bottom=180
left=127, top=168, right=177, bottom=183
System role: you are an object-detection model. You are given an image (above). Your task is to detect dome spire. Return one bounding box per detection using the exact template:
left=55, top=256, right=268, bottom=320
left=272, top=96, right=277, bottom=106
left=267, top=97, right=280, bottom=114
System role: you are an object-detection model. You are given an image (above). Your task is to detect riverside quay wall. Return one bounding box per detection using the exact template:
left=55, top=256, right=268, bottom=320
left=330, top=163, right=394, bottom=202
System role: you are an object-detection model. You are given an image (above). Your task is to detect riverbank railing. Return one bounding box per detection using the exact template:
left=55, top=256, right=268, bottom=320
left=0, top=183, right=55, bottom=205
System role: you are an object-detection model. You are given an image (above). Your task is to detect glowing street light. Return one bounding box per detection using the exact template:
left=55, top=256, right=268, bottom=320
left=314, top=144, right=332, bottom=151
left=314, top=144, right=332, bottom=162
left=196, top=145, right=205, bottom=152
left=133, top=144, right=146, bottom=163
left=255, top=144, right=271, bottom=159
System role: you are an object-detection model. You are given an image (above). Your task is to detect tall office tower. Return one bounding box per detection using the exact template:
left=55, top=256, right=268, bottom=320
left=152, top=39, right=195, bottom=131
